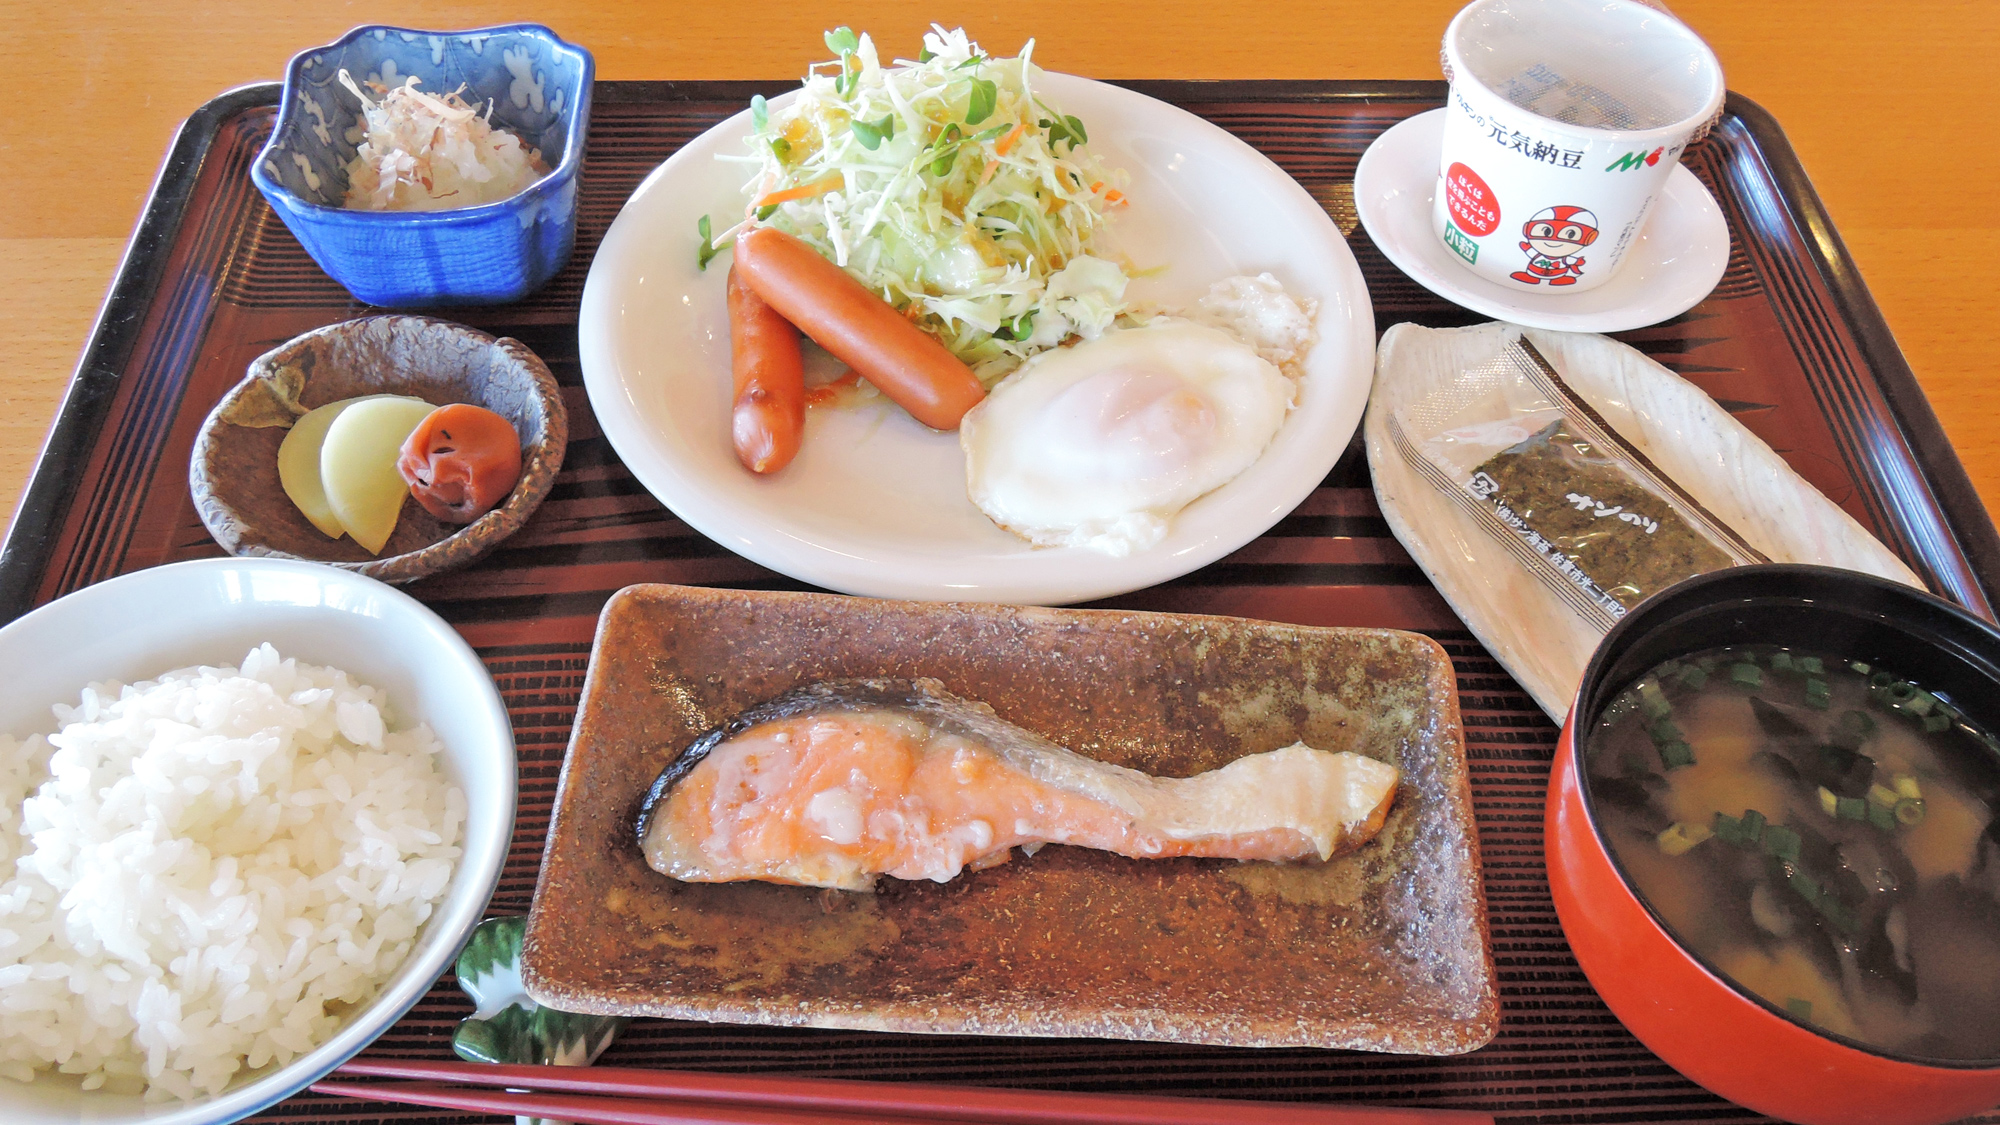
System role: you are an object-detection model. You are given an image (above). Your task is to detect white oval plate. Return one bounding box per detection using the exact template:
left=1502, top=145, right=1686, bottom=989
left=1354, top=109, right=1730, bottom=333
left=578, top=73, right=1374, bottom=605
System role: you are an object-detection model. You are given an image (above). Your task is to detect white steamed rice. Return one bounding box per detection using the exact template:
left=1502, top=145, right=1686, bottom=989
left=0, top=644, right=465, bottom=1100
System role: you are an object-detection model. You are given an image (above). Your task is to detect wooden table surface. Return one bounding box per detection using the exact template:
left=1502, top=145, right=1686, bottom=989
left=3, top=1, right=1995, bottom=547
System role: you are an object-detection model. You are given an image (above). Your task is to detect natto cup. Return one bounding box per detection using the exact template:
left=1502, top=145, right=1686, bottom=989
left=1433, top=0, right=1723, bottom=294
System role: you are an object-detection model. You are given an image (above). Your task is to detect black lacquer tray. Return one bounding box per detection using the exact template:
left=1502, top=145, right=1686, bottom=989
left=3, top=79, right=1996, bottom=1125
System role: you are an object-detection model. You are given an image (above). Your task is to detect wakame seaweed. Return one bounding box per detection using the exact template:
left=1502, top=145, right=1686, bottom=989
left=1585, top=643, right=2000, bottom=1059
left=1469, top=419, right=1738, bottom=609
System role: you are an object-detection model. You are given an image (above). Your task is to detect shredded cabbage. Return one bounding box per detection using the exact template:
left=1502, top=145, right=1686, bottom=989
left=708, top=26, right=1132, bottom=383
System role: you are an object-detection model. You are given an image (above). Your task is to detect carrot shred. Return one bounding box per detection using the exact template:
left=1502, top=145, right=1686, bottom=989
left=994, top=121, right=1028, bottom=156
left=1088, top=181, right=1127, bottom=207
left=753, top=173, right=845, bottom=209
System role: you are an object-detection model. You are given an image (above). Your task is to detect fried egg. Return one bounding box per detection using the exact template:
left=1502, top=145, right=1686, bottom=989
left=960, top=320, right=1295, bottom=556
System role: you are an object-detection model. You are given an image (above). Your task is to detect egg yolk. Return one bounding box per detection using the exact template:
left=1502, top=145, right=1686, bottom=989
left=1043, top=367, right=1219, bottom=480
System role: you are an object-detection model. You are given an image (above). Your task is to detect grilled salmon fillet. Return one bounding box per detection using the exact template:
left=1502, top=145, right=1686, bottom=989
left=637, top=679, right=1400, bottom=891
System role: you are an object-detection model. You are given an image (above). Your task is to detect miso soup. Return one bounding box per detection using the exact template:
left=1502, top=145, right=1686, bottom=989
left=1585, top=644, right=2000, bottom=1060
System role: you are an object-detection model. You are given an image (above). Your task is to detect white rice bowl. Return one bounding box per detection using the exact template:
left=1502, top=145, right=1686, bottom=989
left=0, top=645, right=465, bottom=1100
left=0, top=558, right=513, bottom=1125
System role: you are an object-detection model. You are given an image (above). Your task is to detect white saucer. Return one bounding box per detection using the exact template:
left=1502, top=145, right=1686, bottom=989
left=1353, top=109, right=1730, bottom=333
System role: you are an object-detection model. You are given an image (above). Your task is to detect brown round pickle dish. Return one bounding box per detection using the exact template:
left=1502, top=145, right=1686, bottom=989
left=189, top=314, right=567, bottom=583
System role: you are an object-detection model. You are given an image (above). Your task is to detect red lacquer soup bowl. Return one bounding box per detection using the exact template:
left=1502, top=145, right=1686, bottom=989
left=1547, top=564, right=2000, bottom=1125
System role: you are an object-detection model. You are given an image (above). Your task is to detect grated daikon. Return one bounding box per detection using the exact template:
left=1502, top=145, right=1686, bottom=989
left=338, top=69, right=550, bottom=212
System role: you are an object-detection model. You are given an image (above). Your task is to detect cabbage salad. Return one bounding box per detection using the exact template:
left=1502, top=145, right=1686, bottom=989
left=700, top=26, right=1133, bottom=383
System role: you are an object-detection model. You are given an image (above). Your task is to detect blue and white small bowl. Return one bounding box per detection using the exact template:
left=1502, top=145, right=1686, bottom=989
left=250, top=24, right=593, bottom=307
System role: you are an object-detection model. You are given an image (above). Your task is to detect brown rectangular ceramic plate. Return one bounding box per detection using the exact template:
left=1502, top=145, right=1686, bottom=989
left=522, top=584, right=1496, bottom=1054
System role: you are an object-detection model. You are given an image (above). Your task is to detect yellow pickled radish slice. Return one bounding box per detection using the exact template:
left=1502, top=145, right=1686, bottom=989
left=321, top=396, right=438, bottom=554
left=277, top=394, right=424, bottom=538
left=279, top=399, right=363, bottom=539
left=280, top=392, right=428, bottom=536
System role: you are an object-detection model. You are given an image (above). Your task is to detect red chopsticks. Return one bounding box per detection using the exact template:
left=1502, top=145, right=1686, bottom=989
left=318, top=1059, right=1496, bottom=1125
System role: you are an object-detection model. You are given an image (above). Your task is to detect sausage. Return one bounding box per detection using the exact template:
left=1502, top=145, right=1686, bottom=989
left=732, top=226, right=987, bottom=431
left=726, top=263, right=807, bottom=474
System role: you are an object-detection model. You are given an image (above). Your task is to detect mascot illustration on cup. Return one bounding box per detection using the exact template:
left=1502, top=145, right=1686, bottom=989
left=1511, top=205, right=1598, bottom=286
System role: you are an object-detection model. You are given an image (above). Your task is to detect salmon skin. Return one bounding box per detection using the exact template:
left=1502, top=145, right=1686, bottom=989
left=636, top=678, right=1400, bottom=891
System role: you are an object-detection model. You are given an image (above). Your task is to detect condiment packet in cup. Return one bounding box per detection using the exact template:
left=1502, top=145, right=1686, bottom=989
left=1386, top=336, right=1764, bottom=632
left=1433, top=0, right=1723, bottom=293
